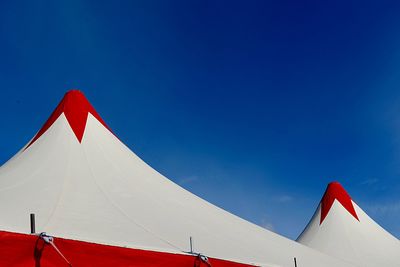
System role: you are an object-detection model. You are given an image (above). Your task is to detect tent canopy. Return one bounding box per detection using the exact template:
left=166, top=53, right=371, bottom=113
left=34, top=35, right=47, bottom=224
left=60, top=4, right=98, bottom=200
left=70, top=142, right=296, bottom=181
left=297, top=182, right=400, bottom=267
left=0, top=90, right=356, bottom=267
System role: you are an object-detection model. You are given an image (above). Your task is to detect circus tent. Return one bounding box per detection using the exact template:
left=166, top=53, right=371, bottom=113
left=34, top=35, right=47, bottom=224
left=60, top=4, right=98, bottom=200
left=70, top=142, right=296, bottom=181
left=297, top=182, right=400, bottom=267
left=0, top=90, right=356, bottom=267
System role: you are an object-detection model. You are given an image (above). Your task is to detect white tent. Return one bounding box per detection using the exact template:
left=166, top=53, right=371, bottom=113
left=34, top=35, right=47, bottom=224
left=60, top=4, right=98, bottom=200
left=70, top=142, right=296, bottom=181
left=297, top=181, right=400, bottom=267
left=0, top=90, right=356, bottom=267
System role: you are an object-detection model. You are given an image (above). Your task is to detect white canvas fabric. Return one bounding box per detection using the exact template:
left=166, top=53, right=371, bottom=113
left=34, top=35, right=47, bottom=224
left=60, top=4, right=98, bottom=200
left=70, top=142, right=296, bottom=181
left=297, top=182, right=400, bottom=267
left=0, top=91, right=356, bottom=267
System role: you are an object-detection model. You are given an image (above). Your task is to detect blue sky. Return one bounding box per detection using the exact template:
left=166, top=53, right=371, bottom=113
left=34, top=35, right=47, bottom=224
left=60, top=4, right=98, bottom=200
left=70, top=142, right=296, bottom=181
left=1, top=0, right=400, bottom=239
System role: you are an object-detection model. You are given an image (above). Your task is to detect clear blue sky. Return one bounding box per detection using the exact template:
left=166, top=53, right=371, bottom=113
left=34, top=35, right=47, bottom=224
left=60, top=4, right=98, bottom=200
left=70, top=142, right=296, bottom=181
left=1, top=1, right=400, bottom=239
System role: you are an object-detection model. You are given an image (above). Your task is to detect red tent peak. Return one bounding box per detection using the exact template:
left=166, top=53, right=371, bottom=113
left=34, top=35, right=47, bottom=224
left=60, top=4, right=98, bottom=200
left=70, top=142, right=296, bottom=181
left=319, top=181, right=359, bottom=224
left=26, top=90, right=112, bottom=149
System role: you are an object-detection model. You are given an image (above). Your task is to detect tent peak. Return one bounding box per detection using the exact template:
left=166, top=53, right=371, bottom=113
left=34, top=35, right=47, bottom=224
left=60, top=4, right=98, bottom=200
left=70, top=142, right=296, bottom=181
left=66, top=89, right=84, bottom=94
left=319, top=181, right=359, bottom=224
left=26, top=90, right=112, bottom=149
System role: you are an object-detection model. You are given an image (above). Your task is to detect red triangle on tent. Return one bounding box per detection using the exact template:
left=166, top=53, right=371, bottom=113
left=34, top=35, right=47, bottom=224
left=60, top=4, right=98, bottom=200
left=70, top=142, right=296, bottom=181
left=26, top=90, right=112, bottom=149
left=320, top=182, right=359, bottom=224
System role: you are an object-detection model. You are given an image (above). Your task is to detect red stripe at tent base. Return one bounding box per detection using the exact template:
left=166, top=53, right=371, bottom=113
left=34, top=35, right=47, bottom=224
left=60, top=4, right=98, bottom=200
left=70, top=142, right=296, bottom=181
left=0, top=231, right=255, bottom=267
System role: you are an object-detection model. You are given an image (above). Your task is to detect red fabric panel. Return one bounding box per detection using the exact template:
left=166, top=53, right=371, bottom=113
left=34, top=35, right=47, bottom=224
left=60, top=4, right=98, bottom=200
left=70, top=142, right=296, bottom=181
left=25, top=90, right=113, bottom=149
left=320, top=181, right=359, bottom=224
left=0, top=231, right=255, bottom=267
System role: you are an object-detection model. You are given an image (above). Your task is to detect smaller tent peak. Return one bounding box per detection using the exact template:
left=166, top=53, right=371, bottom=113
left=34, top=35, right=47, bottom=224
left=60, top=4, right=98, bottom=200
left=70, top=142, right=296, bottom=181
left=319, top=181, right=359, bottom=224
left=25, top=90, right=112, bottom=149
left=324, top=182, right=349, bottom=197
left=64, top=89, right=84, bottom=97
left=62, top=89, right=88, bottom=106
left=66, top=89, right=83, bottom=93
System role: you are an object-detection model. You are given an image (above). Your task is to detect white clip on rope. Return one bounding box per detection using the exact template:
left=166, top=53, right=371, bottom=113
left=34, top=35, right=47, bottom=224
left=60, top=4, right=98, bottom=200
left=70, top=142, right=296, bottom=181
left=39, top=232, right=72, bottom=266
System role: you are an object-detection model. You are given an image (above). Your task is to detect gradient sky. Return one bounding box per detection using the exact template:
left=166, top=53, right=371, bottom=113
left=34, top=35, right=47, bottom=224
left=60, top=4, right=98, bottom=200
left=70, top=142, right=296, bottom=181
left=1, top=0, right=400, bottom=239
